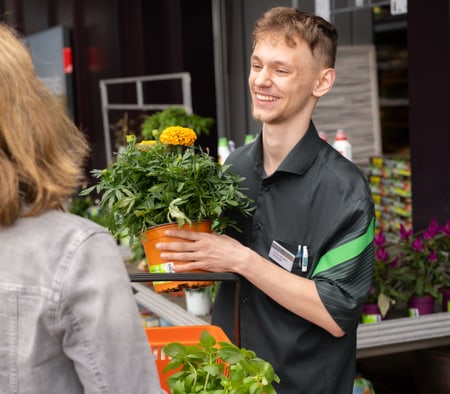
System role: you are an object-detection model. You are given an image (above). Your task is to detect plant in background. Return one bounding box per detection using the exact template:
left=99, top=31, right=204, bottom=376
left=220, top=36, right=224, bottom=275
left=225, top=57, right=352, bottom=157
left=367, top=218, right=450, bottom=317
left=80, top=126, right=253, bottom=246
left=110, top=111, right=136, bottom=150
left=367, top=231, right=407, bottom=317
left=163, top=329, right=280, bottom=394
left=424, top=219, right=450, bottom=290
left=386, top=219, right=450, bottom=301
left=69, top=195, right=150, bottom=261
left=68, top=195, right=113, bottom=229
left=141, top=107, right=214, bottom=139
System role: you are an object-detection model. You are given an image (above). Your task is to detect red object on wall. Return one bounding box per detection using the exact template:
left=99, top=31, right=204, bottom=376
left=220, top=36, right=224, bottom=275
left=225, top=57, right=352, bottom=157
left=63, top=47, right=73, bottom=74
left=88, top=46, right=101, bottom=72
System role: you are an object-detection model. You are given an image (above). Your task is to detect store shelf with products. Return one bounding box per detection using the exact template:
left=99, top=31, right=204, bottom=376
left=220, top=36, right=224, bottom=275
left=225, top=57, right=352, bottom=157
left=367, top=156, right=412, bottom=240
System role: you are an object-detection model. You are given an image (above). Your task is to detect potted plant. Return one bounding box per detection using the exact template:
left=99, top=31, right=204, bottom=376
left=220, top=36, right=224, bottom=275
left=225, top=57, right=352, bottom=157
left=362, top=231, right=407, bottom=322
left=184, top=286, right=213, bottom=317
left=162, top=329, right=280, bottom=393
left=141, top=107, right=214, bottom=139
left=384, top=219, right=450, bottom=316
left=81, top=126, right=253, bottom=291
left=425, top=219, right=450, bottom=311
left=67, top=196, right=112, bottom=228
left=185, top=280, right=223, bottom=317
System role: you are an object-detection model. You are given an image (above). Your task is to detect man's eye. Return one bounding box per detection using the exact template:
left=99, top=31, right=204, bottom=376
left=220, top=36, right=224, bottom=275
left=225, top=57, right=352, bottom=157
left=276, top=69, right=288, bottom=74
left=252, top=64, right=262, bottom=70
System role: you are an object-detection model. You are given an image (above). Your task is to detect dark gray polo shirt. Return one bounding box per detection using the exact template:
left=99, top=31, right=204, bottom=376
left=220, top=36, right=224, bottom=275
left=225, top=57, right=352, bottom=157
left=212, top=122, right=375, bottom=394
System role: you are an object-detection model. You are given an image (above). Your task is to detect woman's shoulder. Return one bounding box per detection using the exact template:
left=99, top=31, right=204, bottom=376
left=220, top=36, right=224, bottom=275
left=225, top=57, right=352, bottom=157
left=11, top=209, right=111, bottom=245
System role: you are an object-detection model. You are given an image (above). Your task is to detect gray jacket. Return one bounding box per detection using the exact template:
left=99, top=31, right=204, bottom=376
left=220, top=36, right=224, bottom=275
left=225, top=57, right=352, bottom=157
left=0, top=209, right=163, bottom=393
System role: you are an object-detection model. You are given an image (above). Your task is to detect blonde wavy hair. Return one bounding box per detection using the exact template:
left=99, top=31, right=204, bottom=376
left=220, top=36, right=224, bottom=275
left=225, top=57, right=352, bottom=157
left=252, top=7, right=338, bottom=69
left=0, top=23, right=90, bottom=226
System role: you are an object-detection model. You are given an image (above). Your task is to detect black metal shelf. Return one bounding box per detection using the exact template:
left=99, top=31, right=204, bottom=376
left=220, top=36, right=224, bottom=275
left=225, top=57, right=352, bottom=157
left=129, top=272, right=240, bottom=283
left=129, top=272, right=241, bottom=346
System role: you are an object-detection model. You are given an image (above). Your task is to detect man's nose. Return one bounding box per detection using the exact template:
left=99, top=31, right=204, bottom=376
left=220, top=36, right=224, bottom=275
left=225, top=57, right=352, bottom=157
left=254, top=68, right=272, bottom=86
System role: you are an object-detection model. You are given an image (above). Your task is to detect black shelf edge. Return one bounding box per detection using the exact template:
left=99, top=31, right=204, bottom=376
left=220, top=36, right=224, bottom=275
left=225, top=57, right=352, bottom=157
left=129, top=272, right=240, bottom=283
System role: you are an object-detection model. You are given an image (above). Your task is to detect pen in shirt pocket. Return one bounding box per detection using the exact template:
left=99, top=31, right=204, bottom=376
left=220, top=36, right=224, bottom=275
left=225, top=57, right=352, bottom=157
left=301, top=245, right=309, bottom=272
left=296, top=244, right=302, bottom=263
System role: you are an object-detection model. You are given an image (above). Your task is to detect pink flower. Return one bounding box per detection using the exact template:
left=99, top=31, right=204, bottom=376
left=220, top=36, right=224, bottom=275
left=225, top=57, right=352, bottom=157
left=428, top=249, right=438, bottom=262
left=376, top=248, right=389, bottom=262
left=441, top=219, right=450, bottom=237
left=374, top=231, right=386, bottom=247
left=412, top=237, right=424, bottom=253
left=389, top=256, right=399, bottom=268
left=399, top=224, right=412, bottom=241
left=423, top=218, right=439, bottom=240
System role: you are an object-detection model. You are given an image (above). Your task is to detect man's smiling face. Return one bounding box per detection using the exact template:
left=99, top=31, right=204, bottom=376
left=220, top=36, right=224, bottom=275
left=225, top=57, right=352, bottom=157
left=248, top=35, right=322, bottom=125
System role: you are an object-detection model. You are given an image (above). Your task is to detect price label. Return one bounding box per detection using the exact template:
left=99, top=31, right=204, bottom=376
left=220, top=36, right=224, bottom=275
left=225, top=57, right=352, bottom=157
left=391, top=0, right=407, bottom=15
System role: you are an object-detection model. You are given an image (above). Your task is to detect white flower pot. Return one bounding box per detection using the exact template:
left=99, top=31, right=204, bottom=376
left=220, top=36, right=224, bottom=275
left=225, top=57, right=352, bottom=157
left=185, top=289, right=212, bottom=316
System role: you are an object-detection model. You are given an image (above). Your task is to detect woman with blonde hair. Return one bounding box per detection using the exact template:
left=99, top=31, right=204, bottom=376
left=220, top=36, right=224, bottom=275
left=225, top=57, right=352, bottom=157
left=0, top=23, right=162, bottom=393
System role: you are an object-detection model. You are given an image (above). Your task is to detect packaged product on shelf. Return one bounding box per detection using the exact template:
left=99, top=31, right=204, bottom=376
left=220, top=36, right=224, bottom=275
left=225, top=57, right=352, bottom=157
left=367, top=155, right=412, bottom=240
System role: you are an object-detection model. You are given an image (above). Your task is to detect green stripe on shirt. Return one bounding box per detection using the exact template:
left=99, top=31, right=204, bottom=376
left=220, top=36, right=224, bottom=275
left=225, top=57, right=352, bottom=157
left=312, top=218, right=375, bottom=277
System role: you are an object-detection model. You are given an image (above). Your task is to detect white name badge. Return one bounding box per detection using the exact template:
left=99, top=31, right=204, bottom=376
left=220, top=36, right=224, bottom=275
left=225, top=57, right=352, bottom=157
left=268, top=240, right=295, bottom=272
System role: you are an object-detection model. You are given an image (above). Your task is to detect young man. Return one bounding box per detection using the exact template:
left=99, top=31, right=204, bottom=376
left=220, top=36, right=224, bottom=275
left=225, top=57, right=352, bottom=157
left=158, top=7, right=375, bottom=393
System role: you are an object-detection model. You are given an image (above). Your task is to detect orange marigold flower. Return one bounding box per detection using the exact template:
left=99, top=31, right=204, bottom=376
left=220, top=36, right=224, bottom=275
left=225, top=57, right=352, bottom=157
left=160, top=126, right=197, bottom=146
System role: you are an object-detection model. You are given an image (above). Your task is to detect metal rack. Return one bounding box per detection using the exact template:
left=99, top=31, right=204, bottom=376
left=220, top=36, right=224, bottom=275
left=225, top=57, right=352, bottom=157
left=129, top=272, right=241, bottom=346
left=99, top=72, right=192, bottom=165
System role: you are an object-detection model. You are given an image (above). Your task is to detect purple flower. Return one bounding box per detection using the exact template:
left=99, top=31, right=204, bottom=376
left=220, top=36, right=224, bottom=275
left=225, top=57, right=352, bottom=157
left=374, top=231, right=386, bottom=247
left=441, top=219, right=450, bottom=237
left=412, top=237, right=424, bottom=253
left=399, top=224, right=412, bottom=241
left=389, top=256, right=399, bottom=268
left=423, top=218, right=439, bottom=240
left=428, top=249, right=438, bottom=262
left=376, top=248, right=389, bottom=262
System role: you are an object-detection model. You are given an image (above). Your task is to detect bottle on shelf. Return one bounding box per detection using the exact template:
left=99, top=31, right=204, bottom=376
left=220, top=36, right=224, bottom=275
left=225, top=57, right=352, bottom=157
left=318, top=131, right=328, bottom=143
left=244, top=134, right=255, bottom=144
left=217, top=137, right=231, bottom=165
left=332, top=129, right=352, bottom=161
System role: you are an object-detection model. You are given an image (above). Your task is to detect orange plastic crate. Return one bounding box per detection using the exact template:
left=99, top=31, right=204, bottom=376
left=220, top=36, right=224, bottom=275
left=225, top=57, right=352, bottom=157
left=145, top=325, right=230, bottom=393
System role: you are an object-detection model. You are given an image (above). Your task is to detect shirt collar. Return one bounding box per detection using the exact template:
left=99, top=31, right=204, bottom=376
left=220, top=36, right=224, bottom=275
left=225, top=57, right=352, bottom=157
left=250, top=121, right=322, bottom=176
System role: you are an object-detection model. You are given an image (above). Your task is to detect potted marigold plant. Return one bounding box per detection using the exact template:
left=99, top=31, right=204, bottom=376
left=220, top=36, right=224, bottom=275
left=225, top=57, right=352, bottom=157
left=81, top=126, right=253, bottom=292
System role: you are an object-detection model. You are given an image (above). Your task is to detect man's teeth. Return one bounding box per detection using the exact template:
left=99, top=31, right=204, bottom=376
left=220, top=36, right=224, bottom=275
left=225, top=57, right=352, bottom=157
left=256, top=93, right=277, bottom=101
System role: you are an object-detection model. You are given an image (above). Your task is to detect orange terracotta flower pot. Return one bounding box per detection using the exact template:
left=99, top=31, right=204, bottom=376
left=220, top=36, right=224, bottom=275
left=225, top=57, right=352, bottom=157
left=141, top=221, right=214, bottom=293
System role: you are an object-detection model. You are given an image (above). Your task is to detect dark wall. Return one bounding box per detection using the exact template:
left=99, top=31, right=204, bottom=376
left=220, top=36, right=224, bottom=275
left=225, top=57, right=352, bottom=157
left=408, top=1, right=450, bottom=230
left=0, top=0, right=217, bottom=170
left=140, top=0, right=217, bottom=152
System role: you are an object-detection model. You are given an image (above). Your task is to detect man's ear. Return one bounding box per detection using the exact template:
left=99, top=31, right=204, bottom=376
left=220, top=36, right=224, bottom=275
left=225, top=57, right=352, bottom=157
left=313, top=68, right=335, bottom=98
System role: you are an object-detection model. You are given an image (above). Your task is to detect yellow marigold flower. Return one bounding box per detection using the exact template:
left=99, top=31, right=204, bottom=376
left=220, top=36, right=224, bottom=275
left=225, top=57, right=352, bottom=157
left=160, top=126, right=197, bottom=146
left=136, top=140, right=157, bottom=151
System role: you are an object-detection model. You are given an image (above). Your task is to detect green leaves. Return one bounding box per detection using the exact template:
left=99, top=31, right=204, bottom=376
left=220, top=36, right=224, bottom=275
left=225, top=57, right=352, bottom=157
left=141, top=107, right=214, bottom=138
left=162, top=330, right=280, bottom=393
left=81, top=135, right=254, bottom=246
